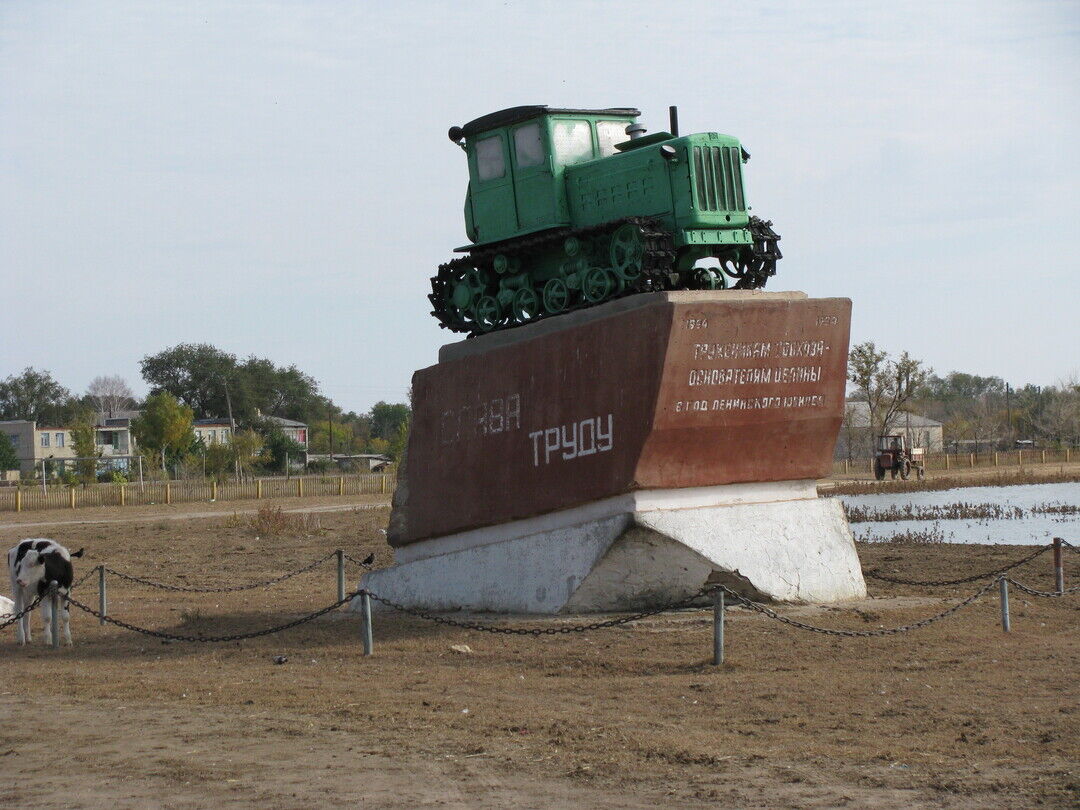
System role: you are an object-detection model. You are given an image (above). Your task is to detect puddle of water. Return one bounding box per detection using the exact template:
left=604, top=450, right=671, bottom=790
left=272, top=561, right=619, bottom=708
left=838, top=482, right=1080, bottom=545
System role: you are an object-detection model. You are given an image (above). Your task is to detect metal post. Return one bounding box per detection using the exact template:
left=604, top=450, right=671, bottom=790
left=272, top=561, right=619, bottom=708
left=98, top=565, right=107, bottom=625
left=360, top=591, right=373, bottom=656
left=50, top=581, right=60, bottom=649
left=712, top=588, right=725, bottom=665
left=1053, top=538, right=1064, bottom=594
left=999, top=578, right=1010, bottom=632
left=336, top=549, right=345, bottom=603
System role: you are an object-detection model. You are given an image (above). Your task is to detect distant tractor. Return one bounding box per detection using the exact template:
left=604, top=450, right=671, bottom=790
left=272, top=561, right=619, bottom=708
left=874, top=434, right=926, bottom=481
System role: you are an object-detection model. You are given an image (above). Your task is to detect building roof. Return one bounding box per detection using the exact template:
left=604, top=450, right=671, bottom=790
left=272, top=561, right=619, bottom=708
left=460, top=106, right=640, bottom=137
left=193, top=418, right=232, bottom=427
left=843, top=400, right=943, bottom=428
left=264, top=415, right=307, bottom=428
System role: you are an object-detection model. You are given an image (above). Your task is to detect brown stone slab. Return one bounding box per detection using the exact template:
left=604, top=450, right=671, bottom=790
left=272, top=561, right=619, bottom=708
left=391, top=292, right=850, bottom=547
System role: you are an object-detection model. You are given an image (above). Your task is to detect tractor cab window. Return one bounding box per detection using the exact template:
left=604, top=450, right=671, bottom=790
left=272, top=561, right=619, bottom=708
left=552, top=120, right=594, bottom=165
left=476, top=135, right=505, bottom=181
left=513, top=122, right=545, bottom=168
left=596, top=121, right=629, bottom=156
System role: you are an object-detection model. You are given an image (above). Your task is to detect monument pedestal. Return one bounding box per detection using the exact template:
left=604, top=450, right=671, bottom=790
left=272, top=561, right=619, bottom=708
left=360, top=480, right=862, bottom=613
left=354, top=291, right=865, bottom=614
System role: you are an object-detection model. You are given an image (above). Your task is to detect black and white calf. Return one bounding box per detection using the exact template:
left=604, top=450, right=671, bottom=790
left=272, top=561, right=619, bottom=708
left=7, top=539, right=84, bottom=645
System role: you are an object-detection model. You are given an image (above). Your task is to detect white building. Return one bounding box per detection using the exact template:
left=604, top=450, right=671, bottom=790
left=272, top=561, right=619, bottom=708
left=835, top=401, right=944, bottom=460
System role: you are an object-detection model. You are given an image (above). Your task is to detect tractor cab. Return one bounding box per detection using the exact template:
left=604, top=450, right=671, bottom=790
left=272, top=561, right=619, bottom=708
left=877, top=434, right=907, bottom=455
left=448, top=106, right=640, bottom=246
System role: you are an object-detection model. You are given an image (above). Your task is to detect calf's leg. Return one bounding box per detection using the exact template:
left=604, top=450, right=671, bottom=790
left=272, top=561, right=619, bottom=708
left=40, top=595, right=52, bottom=646
left=62, top=597, right=72, bottom=646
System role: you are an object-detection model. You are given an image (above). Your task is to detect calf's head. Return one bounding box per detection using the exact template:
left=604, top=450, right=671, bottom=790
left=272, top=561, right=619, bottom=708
left=14, top=550, right=48, bottom=590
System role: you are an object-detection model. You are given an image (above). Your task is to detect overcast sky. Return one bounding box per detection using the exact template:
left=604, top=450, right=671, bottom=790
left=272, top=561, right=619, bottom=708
left=2, top=0, right=1077, bottom=412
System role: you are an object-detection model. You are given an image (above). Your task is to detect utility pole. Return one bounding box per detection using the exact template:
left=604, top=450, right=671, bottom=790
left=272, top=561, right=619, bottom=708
left=222, top=375, right=239, bottom=481
left=1005, top=383, right=1013, bottom=446
left=328, top=405, right=334, bottom=468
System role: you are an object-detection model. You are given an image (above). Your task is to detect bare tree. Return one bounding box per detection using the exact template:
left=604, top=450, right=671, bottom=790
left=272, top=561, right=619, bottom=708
left=87, top=375, right=135, bottom=421
left=848, top=342, right=930, bottom=454
left=1036, top=377, right=1080, bottom=447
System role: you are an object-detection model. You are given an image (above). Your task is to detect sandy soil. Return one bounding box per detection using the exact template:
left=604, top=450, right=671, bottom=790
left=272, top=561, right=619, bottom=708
left=1, top=502, right=1078, bottom=808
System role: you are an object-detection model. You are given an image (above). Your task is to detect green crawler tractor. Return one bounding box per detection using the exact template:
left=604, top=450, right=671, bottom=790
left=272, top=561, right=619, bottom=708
left=430, top=106, right=782, bottom=335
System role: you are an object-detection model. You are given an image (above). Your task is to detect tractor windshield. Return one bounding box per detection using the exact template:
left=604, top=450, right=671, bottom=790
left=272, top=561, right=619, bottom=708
left=552, top=120, right=593, bottom=164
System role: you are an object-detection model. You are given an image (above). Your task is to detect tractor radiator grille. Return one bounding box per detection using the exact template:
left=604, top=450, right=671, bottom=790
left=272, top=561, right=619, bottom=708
left=692, top=146, right=745, bottom=212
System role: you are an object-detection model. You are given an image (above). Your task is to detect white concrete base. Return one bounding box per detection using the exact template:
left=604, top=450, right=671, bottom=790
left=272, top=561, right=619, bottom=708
left=351, top=482, right=866, bottom=615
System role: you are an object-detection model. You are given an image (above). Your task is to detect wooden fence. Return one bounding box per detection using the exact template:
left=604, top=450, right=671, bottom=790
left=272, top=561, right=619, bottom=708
left=0, top=473, right=395, bottom=514
left=832, top=447, right=1076, bottom=477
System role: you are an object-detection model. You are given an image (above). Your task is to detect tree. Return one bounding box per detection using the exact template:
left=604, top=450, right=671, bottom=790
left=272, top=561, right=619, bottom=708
left=848, top=342, right=930, bottom=454
left=237, top=357, right=321, bottom=423
left=140, top=344, right=237, bottom=418
left=69, top=415, right=99, bottom=483
left=261, top=425, right=305, bottom=472
left=369, top=401, right=411, bottom=442
left=388, top=419, right=409, bottom=461
left=140, top=344, right=322, bottom=424
left=0, top=433, right=18, bottom=471
left=0, top=368, right=73, bottom=424
left=86, top=375, right=136, bottom=420
left=132, top=392, right=195, bottom=469
left=1035, top=379, right=1080, bottom=447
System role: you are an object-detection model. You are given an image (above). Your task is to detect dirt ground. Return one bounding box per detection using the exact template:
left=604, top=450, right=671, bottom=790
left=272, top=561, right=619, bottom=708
left=823, top=460, right=1080, bottom=490
left=1, top=501, right=1078, bottom=809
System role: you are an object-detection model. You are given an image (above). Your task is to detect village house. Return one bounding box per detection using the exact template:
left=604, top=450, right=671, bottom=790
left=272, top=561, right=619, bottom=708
left=834, top=401, right=944, bottom=460
left=0, top=419, right=135, bottom=475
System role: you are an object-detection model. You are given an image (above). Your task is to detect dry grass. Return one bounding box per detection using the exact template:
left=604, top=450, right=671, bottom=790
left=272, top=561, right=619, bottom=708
left=1, top=505, right=1077, bottom=808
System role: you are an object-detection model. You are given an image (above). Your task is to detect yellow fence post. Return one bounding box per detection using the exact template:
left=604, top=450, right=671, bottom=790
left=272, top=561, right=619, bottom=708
left=945, top=454, right=950, bottom=470
left=256, top=479, right=262, bottom=499
left=69, top=487, right=76, bottom=510
left=211, top=480, right=218, bottom=501
left=381, top=474, right=387, bottom=494
left=15, top=488, right=21, bottom=512
left=1018, top=450, right=1023, bottom=467
left=339, top=476, right=345, bottom=496
left=1041, top=449, right=1046, bottom=464
left=166, top=482, right=172, bottom=505
left=297, top=477, right=303, bottom=498
left=120, top=484, right=126, bottom=506
left=994, top=452, right=999, bottom=467
left=969, top=453, right=974, bottom=468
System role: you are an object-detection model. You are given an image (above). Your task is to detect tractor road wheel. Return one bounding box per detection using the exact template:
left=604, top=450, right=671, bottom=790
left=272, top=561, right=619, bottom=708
left=899, top=460, right=910, bottom=480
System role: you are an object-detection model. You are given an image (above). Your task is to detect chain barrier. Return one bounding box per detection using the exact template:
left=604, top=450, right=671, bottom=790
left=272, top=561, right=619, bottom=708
left=64, top=590, right=357, bottom=643
left=69, top=565, right=100, bottom=592
left=1004, top=577, right=1080, bottom=599
left=342, top=553, right=373, bottom=570
left=865, top=543, right=1054, bottom=586
left=0, top=594, right=43, bottom=630
left=26, top=574, right=1079, bottom=647
left=364, top=589, right=709, bottom=635
left=713, top=579, right=1002, bottom=637
left=101, top=552, right=339, bottom=593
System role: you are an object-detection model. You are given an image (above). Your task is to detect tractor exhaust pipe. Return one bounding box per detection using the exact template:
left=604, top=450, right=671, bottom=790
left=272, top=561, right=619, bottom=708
left=669, top=106, right=679, bottom=137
